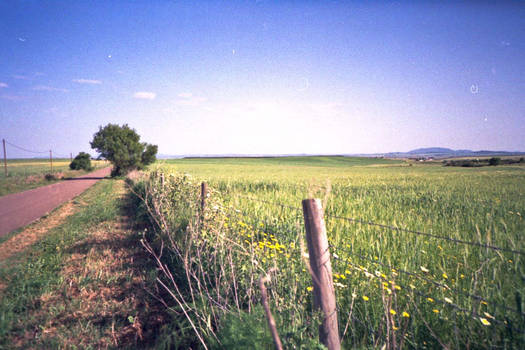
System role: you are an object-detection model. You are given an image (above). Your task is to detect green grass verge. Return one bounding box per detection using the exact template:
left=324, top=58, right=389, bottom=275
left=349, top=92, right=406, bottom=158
left=0, top=178, right=120, bottom=346
left=0, top=159, right=109, bottom=197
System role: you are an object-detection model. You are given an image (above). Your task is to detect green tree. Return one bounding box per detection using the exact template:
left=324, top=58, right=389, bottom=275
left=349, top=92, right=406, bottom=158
left=90, top=124, right=158, bottom=176
left=69, top=152, right=93, bottom=171
left=141, top=144, right=158, bottom=166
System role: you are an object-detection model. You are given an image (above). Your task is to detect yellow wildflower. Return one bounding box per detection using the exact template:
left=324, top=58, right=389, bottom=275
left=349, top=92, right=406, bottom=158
left=484, top=312, right=495, bottom=319
left=433, top=309, right=439, bottom=314
left=480, top=318, right=491, bottom=326
left=390, top=309, right=396, bottom=315
left=402, top=311, right=410, bottom=318
left=362, top=295, right=369, bottom=301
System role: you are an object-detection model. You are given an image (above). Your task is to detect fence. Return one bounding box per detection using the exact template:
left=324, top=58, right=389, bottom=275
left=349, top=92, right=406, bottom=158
left=144, top=173, right=524, bottom=349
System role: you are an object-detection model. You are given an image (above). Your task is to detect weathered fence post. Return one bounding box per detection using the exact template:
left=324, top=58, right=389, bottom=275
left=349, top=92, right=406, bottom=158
left=259, top=269, right=283, bottom=350
left=49, top=150, right=53, bottom=173
left=201, top=182, right=208, bottom=214
left=2, top=139, right=7, bottom=177
left=160, top=172, right=165, bottom=188
left=302, top=198, right=340, bottom=350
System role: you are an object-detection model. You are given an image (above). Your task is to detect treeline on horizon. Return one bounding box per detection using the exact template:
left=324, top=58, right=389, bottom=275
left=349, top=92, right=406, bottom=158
left=443, top=157, right=525, bottom=167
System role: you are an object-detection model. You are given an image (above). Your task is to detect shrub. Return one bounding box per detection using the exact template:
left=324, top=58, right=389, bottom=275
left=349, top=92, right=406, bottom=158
left=69, top=152, right=93, bottom=171
left=489, top=157, right=501, bottom=166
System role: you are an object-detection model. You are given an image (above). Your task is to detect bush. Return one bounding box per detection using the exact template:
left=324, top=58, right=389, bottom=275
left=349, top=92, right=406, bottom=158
left=44, top=173, right=57, bottom=181
left=489, top=157, right=501, bottom=166
left=69, top=152, right=93, bottom=171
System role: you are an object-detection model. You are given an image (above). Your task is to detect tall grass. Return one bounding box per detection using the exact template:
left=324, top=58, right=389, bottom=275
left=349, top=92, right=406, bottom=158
left=135, top=158, right=524, bottom=348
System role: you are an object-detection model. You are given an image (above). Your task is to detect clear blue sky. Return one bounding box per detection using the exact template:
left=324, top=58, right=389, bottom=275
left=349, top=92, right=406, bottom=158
left=1, top=0, right=524, bottom=157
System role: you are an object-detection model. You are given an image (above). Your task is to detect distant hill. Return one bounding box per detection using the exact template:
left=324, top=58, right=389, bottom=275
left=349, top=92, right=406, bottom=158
left=157, top=149, right=525, bottom=160
left=407, top=147, right=454, bottom=154
left=381, top=148, right=525, bottom=159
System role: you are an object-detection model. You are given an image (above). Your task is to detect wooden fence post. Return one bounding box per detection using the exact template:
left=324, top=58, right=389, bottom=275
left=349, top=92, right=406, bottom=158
left=201, top=182, right=207, bottom=214
left=302, top=198, right=340, bottom=350
left=259, top=269, right=283, bottom=350
left=49, top=150, right=53, bottom=173
left=160, top=172, right=165, bottom=188
left=2, top=139, right=7, bottom=177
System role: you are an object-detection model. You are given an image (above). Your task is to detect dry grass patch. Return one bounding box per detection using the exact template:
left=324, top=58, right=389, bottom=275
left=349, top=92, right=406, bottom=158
left=10, top=204, right=167, bottom=348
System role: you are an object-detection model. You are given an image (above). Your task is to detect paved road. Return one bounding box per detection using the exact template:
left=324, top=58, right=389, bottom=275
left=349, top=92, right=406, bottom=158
left=0, top=167, right=112, bottom=237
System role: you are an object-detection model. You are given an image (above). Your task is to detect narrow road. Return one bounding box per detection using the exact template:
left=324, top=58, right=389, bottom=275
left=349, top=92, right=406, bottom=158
left=0, top=167, right=112, bottom=237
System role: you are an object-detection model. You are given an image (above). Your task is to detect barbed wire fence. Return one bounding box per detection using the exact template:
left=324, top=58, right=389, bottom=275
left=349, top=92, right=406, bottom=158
left=197, top=179, right=524, bottom=349
left=141, top=169, right=525, bottom=349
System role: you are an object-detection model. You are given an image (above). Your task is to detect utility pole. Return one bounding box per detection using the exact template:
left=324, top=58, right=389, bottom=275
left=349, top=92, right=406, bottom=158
left=49, top=150, right=53, bottom=173
left=2, top=139, right=7, bottom=177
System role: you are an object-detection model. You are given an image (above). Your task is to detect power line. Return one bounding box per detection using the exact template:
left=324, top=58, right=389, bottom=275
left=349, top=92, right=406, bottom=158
left=4, top=139, right=49, bottom=154
left=4, top=139, right=73, bottom=160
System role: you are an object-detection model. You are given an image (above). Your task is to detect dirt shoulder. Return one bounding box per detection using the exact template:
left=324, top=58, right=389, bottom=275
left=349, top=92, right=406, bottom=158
left=0, top=201, right=77, bottom=262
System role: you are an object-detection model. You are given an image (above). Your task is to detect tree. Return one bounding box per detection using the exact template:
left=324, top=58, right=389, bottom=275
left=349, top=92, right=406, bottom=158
left=70, top=152, right=93, bottom=171
left=142, top=144, right=158, bottom=166
left=90, top=124, right=158, bottom=176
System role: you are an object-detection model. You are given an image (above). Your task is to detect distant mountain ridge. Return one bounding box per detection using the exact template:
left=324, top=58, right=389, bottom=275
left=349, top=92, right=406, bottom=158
left=383, top=148, right=525, bottom=159
left=407, top=147, right=454, bottom=154
left=156, top=148, right=525, bottom=160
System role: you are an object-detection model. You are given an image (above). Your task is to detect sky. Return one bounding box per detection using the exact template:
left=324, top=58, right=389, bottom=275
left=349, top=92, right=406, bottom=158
left=0, top=0, right=524, bottom=158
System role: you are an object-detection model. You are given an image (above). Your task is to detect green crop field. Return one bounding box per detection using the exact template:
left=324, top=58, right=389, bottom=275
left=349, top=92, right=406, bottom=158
left=0, top=158, right=109, bottom=196
left=137, top=156, right=525, bottom=348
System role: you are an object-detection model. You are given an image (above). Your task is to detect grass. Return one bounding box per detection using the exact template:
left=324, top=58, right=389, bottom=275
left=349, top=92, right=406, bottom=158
left=138, top=156, right=525, bottom=349
left=0, top=158, right=110, bottom=196
left=0, top=178, right=170, bottom=348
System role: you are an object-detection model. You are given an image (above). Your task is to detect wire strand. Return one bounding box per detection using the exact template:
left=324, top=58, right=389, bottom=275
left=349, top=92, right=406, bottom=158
left=326, top=213, right=525, bottom=256
left=233, top=193, right=303, bottom=212
left=337, top=249, right=525, bottom=317
left=338, top=255, right=521, bottom=332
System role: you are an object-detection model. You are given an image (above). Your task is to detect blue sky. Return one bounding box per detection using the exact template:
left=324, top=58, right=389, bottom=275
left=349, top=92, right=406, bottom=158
left=1, top=1, right=524, bottom=157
